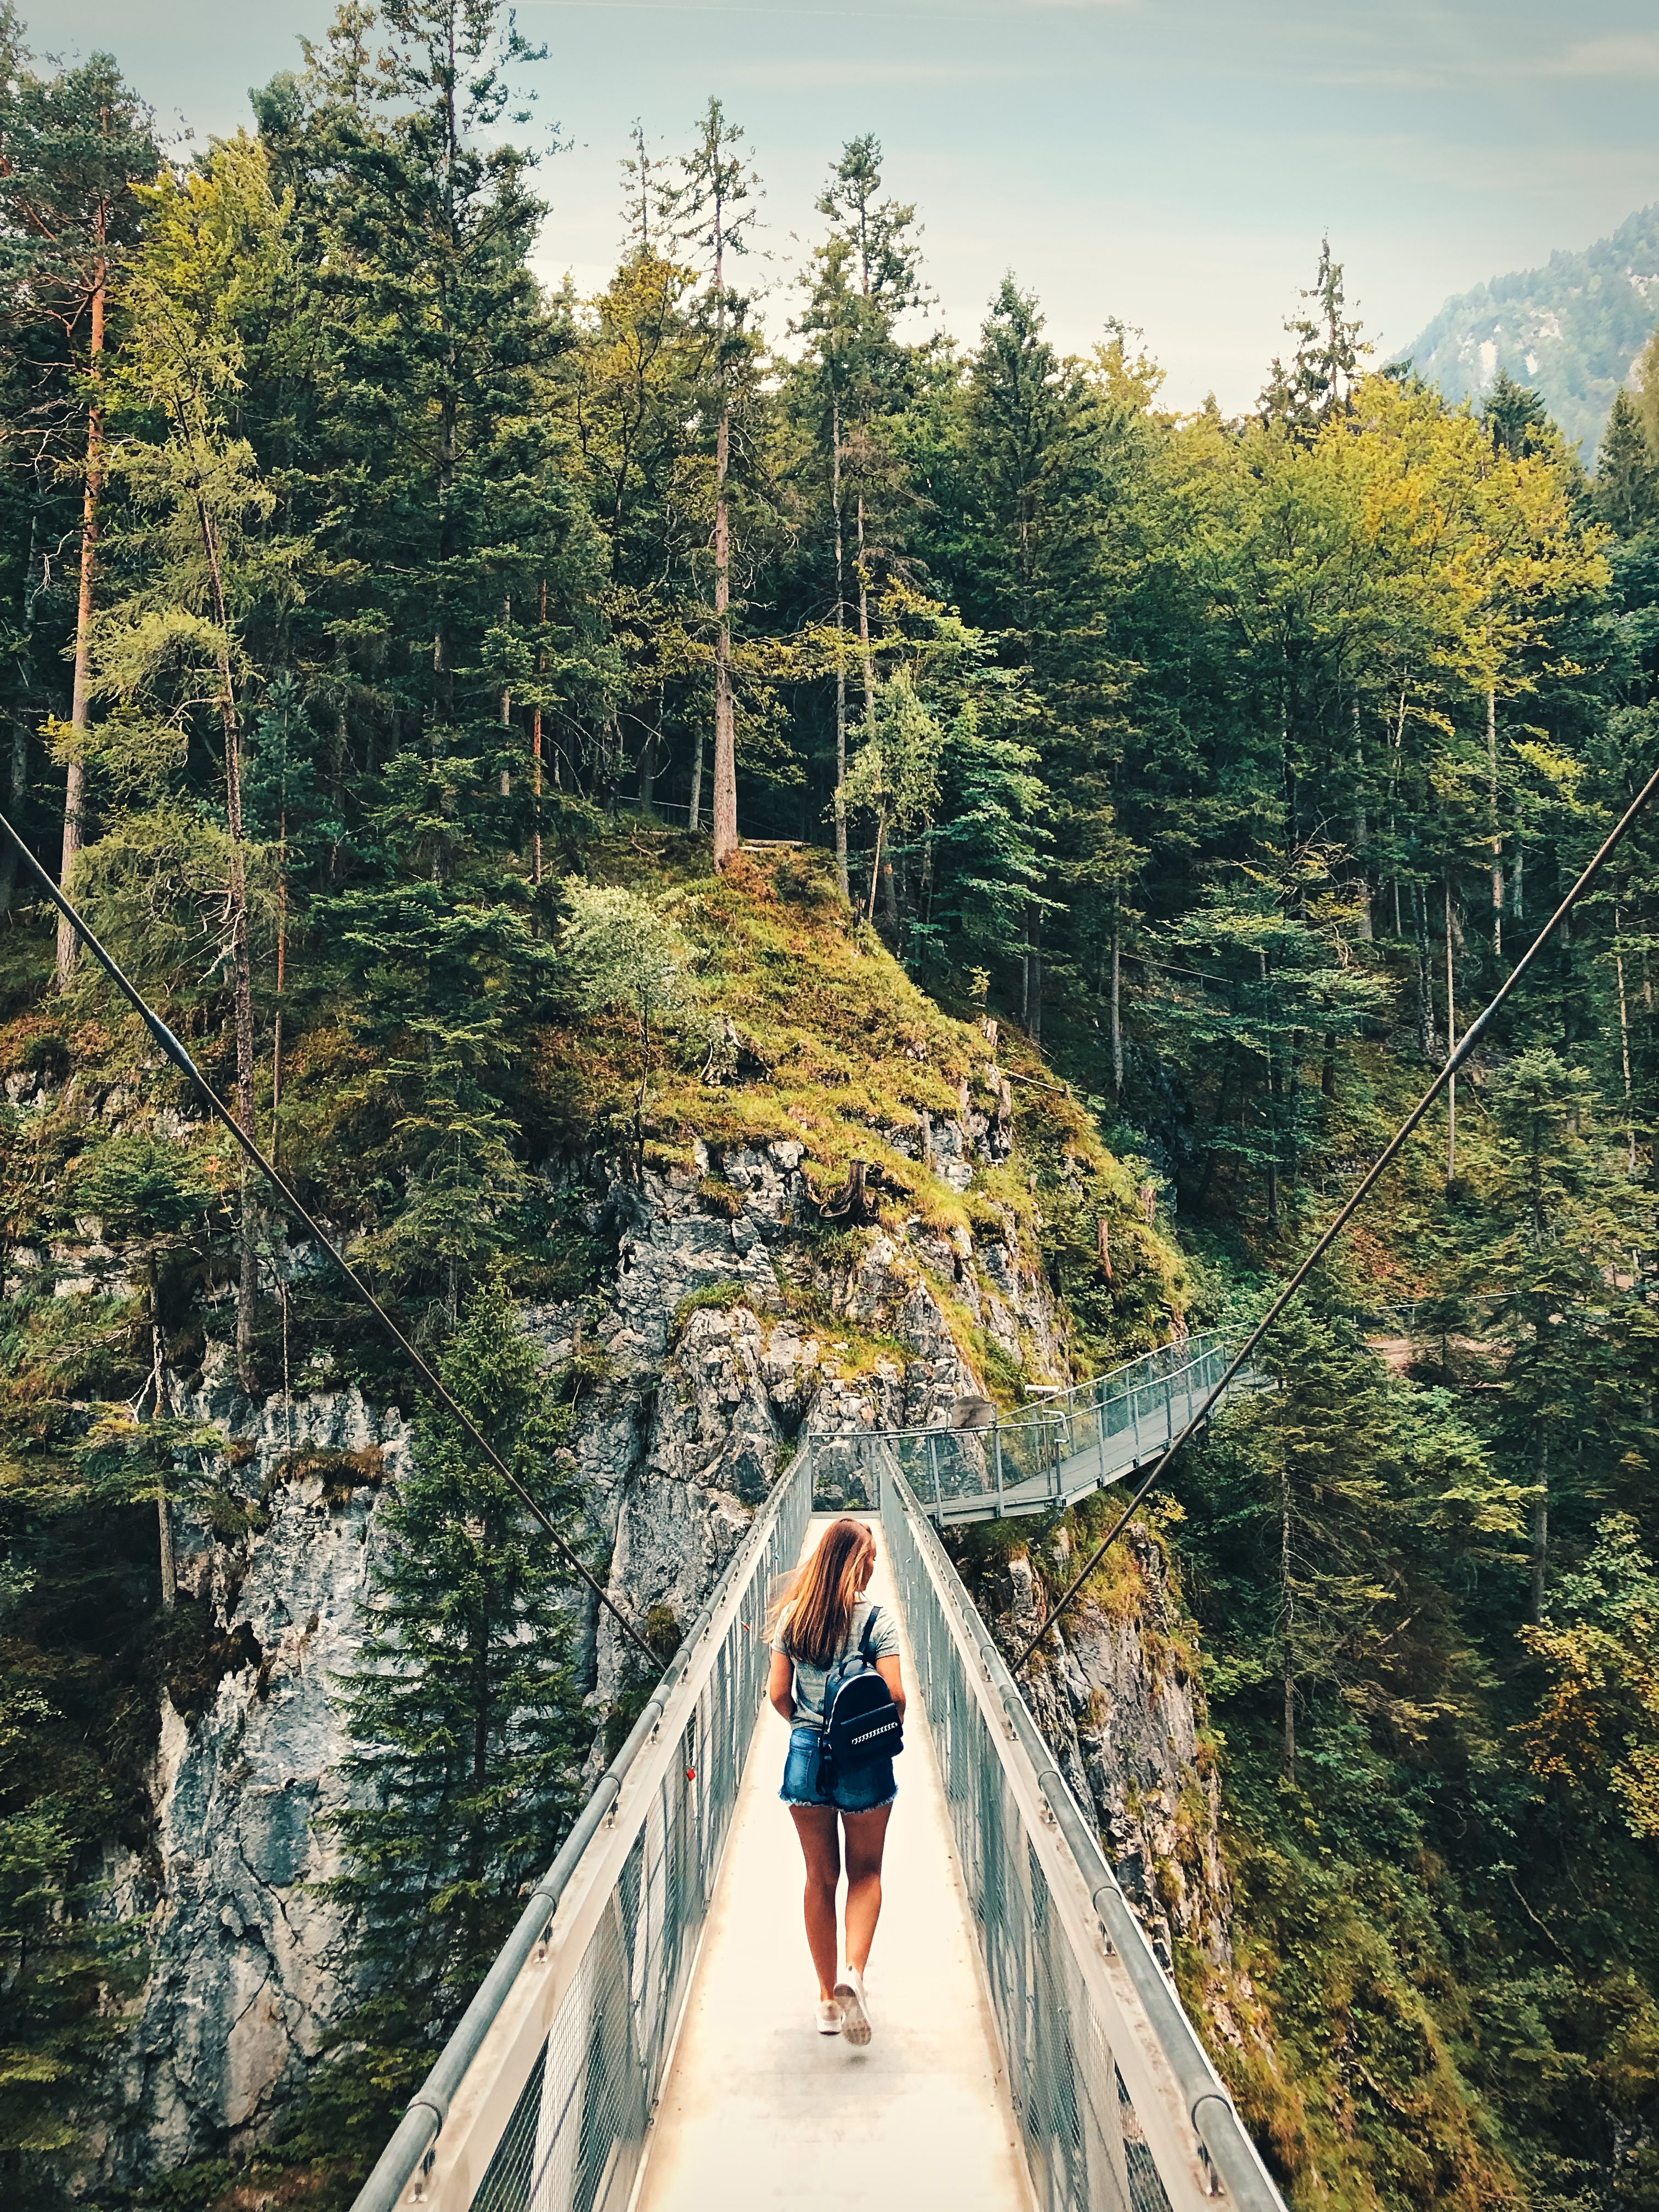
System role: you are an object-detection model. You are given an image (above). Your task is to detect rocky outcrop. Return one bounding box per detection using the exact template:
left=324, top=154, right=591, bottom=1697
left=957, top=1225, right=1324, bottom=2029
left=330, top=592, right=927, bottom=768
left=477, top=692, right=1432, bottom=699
left=962, top=1520, right=1234, bottom=1978
left=86, top=1387, right=410, bottom=2181
left=83, top=1107, right=1068, bottom=2188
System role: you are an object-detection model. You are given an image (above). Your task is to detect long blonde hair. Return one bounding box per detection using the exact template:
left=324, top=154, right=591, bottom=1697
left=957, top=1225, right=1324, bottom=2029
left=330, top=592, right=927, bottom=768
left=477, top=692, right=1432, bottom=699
left=772, top=1517, right=875, bottom=1669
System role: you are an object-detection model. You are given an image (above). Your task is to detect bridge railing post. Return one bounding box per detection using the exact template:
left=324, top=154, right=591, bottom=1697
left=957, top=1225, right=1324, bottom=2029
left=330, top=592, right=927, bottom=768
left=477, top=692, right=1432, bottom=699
left=993, top=1418, right=1005, bottom=1517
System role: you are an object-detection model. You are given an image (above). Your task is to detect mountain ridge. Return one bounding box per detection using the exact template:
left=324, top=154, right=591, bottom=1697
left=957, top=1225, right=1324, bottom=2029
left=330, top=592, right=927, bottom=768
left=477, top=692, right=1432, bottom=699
left=1400, top=202, right=1659, bottom=457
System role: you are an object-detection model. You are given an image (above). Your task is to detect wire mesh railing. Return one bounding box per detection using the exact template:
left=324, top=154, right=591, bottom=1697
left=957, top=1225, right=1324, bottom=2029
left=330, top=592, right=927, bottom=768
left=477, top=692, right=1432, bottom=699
left=806, top=1333, right=1257, bottom=1522
left=876, top=1451, right=1288, bottom=2212
left=349, top=1442, right=813, bottom=2212
left=350, top=1369, right=1285, bottom=2212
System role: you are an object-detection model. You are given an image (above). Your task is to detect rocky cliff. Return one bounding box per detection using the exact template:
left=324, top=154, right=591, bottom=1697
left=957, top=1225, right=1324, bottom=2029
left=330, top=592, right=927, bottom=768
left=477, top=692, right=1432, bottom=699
left=75, top=1090, right=1127, bottom=2191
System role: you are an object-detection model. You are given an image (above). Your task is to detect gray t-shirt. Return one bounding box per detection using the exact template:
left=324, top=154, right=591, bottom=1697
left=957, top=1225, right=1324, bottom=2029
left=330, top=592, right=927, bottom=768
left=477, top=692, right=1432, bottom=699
left=774, top=1598, right=901, bottom=1731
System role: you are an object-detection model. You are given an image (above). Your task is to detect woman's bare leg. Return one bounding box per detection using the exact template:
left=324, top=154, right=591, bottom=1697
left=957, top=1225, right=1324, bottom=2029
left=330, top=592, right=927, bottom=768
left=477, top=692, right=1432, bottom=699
left=790, top=1805, right=842, bottom=1999
left=840, top=1803, right=892, bottom=1975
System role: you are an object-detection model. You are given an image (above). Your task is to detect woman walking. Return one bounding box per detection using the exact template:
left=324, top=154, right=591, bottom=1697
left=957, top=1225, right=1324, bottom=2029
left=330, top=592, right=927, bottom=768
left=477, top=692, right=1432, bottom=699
left=769, top=1516, right=904, bottom=2044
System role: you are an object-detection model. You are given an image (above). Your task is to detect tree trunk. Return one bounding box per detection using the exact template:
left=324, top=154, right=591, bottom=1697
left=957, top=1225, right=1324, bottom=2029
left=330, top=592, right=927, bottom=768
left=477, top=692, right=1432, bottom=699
left=435, top=366, right=457, bottom=722
left=1261, top=949, right=1279, bottom=1232
left=1413, top=882, right=1432, bottom=1058
left=150, top=1261, right=176, bottom=1612
left=58, top=230, right=108, bottom=991
left=272, top=807, right=287, bottom=1169
left=1616, top=906, right=1637, bottom=1170
left=712, top=407, right=737, bottom=867
left=865, top=810, right=886, bottom=922
left=1026, top=902, right=1043, bottom=1046
left=857, top=490, right=874, bottom=731
left=1352, top=696, right=1372, bottom=940
left=532, top=575, right=546, bottom=888
left=1110, top=923, right=1123, bottom=1095
left=1529, top=1421, right=1549, bottom=1624
left=832, top=396, right=848, bottom=902
left=689, top=723, right=704, bottom=834
left=709, top=188, right=737, bottom=871
left=1488, top=684, right=1503, bottom=958
left=1444, top=872, right=1457, bottom=1188
left=194, top=494, right=259, bottom=1391
left=0, top=717, right=25, bottom=916
left=1281, top=1469, right=1295, bottom=1782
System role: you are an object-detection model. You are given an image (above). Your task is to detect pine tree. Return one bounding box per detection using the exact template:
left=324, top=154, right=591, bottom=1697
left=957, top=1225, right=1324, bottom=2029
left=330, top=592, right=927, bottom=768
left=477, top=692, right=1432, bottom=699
left=1483, top=367, right=1551, bottom=463
left=94, top=133, right=293, bottom=1391
left=672, top=100, right=761, bottom=867
left=811, top=134, right=928, bottom=904
left=1594, top=388, right=1659, bottom=538
left=1258, top=235, right=1369, bottom=435
left=0, top=29, right=156, bottom=984
left=1189, top=1300, right=1511, bottom=1780
left=311, top=1282, right=585, bottom=2152
left=1454, top=1049, right=1659, bottom=1621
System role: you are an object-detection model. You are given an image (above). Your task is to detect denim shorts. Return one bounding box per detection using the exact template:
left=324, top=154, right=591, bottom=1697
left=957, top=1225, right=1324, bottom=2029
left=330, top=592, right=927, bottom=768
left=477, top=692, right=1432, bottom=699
left=780, top=1725, right=897, bottom=1813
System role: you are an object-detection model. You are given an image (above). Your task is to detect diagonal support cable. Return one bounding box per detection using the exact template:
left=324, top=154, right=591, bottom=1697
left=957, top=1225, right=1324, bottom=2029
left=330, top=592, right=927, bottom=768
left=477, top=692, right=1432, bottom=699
left=0, top=809, right=658, bottom=1666
left=1014, top=757, right=1659, bottom=1674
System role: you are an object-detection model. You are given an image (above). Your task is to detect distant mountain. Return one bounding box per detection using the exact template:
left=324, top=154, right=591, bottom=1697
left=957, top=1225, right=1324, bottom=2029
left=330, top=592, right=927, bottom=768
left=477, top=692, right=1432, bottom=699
left=1399, top=205, right=1659, bottom=460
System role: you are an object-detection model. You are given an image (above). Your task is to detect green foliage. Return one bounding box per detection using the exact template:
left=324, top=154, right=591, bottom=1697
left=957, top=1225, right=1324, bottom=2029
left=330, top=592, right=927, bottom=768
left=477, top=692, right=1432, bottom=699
left=668, top=1276, right=758, bottom=1346
left=0, top=14, right=1656, bottom=2200
left=1523, top=1514, right=1659, bottom=1842
left=297, top=1281, right=585, bottom=2163
left=0, top=1793, right=145, bottom=2168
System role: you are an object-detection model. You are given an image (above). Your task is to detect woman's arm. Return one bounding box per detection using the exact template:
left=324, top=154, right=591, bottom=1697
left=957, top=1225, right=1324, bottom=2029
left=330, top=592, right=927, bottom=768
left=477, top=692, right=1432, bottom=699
left=768, top=1648, right=796, bottom=1722
left=876, top=1654, right=905, bottom=1718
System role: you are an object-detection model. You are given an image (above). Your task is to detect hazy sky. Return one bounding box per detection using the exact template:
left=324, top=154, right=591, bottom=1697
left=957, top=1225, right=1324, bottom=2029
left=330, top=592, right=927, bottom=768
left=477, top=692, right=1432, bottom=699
left=36, top=0, right=1659, bottom=410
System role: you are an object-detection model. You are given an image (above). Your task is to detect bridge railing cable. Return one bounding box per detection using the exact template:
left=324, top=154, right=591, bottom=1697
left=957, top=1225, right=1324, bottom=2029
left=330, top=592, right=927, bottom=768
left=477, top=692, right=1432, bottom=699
left=348, top=1443, right=813, bottom=2212
left=877, top=1449, right=1289, bottom=2212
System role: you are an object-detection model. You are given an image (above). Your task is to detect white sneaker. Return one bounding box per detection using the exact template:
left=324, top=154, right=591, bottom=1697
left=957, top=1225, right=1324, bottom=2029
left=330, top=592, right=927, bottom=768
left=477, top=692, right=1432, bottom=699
left=834, top=1966, right=871, bottom=2046
left=816, top=1997, right=843, bottom=2035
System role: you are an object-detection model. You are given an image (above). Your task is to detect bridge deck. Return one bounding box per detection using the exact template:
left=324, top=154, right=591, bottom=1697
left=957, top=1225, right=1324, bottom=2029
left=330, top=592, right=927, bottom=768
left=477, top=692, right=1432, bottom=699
left=631, top=1516, right=1032, bottom=2212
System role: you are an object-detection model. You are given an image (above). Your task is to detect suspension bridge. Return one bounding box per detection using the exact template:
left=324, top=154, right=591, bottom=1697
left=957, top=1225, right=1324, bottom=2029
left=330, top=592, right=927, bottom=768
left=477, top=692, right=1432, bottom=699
left=348, top=1334, right=1280, bottom=2212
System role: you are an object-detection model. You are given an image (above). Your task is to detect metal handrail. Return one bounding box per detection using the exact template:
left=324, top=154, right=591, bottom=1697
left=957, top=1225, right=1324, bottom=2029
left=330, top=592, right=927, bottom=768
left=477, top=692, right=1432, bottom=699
left=348, top=1442, right=814, bottom=2212
left=880, top=1454, right=1288, bottom=2212
left=347, top=1414, right=1288, bottom=2212
left=822, top=1331, right=1233, bottom=1446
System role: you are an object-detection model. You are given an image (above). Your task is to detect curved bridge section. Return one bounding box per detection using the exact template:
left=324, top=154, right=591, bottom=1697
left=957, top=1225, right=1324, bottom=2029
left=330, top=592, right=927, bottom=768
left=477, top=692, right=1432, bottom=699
left=810, top=1331, right=1261, bottom=1525
left=349, top=1336, right=1284, bottom=2212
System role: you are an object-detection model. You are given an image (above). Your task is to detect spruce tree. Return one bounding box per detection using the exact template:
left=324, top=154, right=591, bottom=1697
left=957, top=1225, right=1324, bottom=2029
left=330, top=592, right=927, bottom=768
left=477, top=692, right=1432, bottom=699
left=0, top=26, right=156, bottom=985
left=1453, top=1049, right=1658, bottom=1621
left=311, top=1282, right=585, bottom=2151
left=1258, top=235, right=1369, bottom=434
left=1594, top=388, right=1659, bottom=538
left=671, top=99, right=761, bottom=866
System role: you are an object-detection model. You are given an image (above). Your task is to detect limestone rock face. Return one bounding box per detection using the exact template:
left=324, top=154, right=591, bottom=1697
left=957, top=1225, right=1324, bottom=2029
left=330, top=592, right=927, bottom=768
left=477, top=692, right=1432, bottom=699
left=85, top=1118, right=1069, bottom=2188
left=967, top=1526, right=1232, bottom=1977
left=84, top=1389, right=410, bottom=2186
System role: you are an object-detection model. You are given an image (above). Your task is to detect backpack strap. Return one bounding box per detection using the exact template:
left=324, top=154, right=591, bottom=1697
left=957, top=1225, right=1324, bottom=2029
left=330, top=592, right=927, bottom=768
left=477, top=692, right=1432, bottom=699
left=857, top=1604, right=881, bottom=1663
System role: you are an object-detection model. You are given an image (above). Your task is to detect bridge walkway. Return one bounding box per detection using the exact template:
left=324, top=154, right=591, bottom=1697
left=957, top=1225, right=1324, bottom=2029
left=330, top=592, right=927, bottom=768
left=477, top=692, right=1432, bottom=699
left=633, top=1515, right=1032, bottom=2212
left=349, top=1365, right=1286, bottom=2212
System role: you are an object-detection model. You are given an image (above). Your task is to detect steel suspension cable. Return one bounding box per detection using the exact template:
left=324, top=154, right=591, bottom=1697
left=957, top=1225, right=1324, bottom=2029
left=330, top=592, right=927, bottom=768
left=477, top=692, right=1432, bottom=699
left=1014, top=756, right=1659, bottom=1674
left=0, top=809, right=658, bottom=1665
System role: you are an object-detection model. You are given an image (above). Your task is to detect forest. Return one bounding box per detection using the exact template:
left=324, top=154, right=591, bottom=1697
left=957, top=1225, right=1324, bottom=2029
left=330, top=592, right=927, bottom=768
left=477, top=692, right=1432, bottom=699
left=2, top=1, right=1659, bottom=2207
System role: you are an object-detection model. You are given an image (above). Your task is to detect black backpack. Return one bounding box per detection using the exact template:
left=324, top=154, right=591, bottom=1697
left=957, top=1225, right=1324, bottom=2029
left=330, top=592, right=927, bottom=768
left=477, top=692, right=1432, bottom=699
left=820, top=1606, right=905, bottom=1777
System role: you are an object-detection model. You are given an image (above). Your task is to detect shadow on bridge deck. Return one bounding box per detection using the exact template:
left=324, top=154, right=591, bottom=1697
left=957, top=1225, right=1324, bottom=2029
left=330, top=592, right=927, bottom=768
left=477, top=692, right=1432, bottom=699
left=631, top=1515, right=1034, bottom=2212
